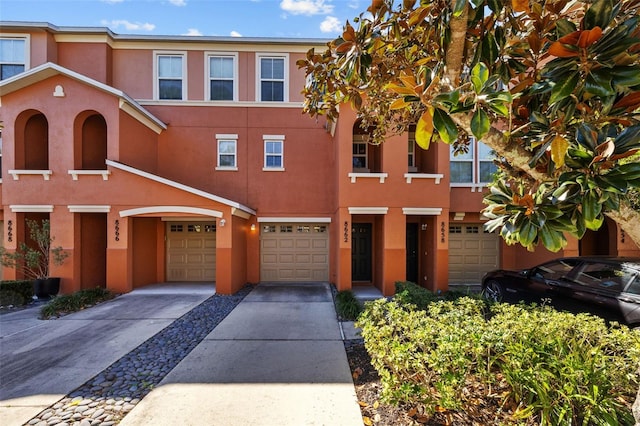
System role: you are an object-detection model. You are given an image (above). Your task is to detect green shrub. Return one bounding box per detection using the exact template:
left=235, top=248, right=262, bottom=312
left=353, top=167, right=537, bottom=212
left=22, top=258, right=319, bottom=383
left=40, top=287, right=114, bottom=319
left=394, top=281, right=478, bottom=310
left=0, top=280, right=34, bottom=306
left=335, top=290, right=362, bottom=321
left=357, top=297, right=640, bottom=425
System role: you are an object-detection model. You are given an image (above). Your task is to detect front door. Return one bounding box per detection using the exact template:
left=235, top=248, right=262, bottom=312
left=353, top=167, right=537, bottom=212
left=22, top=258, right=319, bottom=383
left=406, top=223, right=419, bottom=283
left=352, top=223, right=372, bottom=282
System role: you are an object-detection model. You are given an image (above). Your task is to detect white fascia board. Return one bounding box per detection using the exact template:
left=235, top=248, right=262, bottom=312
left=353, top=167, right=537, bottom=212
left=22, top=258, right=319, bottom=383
left=257, top=217, right=331, bottom=223
left=106, top=160, right=256, bottom=216
left=402, top=208, right=443, bottom=216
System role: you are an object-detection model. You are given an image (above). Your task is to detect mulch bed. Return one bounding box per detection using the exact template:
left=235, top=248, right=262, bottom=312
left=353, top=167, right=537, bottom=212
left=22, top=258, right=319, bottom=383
left=344, top=341, right=533, bottom=426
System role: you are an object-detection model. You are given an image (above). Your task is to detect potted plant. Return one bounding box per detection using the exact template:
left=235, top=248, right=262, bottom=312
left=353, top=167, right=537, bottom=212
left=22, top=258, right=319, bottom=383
left=0, top=219, right=69, bottom=298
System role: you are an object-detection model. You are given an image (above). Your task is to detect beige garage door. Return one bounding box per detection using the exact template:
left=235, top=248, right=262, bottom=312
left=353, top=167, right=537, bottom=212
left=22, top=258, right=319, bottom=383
left=166, top=222, right=216, bottom=281
left=448, top=224, right=499, bottom=285
left=260, top=223, right=329, bottom=282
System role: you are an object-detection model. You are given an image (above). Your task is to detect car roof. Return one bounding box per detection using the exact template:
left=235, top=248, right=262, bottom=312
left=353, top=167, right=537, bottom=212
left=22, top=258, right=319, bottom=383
left=551, top=257, right=640, bottom=268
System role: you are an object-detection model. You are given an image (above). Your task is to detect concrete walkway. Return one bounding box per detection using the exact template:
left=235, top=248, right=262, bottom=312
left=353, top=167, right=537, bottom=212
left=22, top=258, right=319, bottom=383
left=0, top=282, right=363, bottom=425
left=120, top=282, right=363, bottom=425
left=0, top=284, right=215, bottom=425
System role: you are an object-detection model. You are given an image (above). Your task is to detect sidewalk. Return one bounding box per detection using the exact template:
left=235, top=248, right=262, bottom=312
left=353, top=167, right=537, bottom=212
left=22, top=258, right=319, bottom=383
left=120, top=282, right=363, bottom=425
left=0, top=283, right=216, bottom=425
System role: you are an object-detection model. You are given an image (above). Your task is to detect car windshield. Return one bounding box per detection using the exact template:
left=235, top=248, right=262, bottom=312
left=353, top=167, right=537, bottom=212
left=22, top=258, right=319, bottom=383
left=531, top=259, right=579, bottom=280
left=572, top=262, right=639, bottom=292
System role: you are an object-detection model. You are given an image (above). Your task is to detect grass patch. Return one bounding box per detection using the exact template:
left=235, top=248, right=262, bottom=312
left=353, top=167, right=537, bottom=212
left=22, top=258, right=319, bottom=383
left=40, top=287, right=115, bottom=319
left=335, top=290, right=363, bottom=321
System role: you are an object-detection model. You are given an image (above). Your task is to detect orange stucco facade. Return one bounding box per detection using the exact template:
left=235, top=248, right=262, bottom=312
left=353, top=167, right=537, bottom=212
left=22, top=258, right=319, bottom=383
left=1, top=22, right=638, bottom=297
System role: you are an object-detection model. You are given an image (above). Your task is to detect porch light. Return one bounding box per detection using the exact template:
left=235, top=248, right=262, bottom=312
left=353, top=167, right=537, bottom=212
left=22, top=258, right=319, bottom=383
left=220, top=219, right=226, bottom=227
left=250, top=224, right=256, bottom=231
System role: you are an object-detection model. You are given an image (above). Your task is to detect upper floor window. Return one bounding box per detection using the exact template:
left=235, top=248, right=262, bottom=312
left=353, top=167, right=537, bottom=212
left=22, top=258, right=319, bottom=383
left=263, top=135, right=284, bottom=171
left=0, top=37, right=27, bottom=80
left=216, top=134, right=238, bottom=170
left=408, top=138, right=416, bottom=172
left=352, top=134, right=369, bottom=172
left=450, top=139, right=498, bottom=185
left=208, top=54, right=236, bottom=101
left=258, top=54, right=288, bottom=102
left=156, top=53, right=185, bottom=100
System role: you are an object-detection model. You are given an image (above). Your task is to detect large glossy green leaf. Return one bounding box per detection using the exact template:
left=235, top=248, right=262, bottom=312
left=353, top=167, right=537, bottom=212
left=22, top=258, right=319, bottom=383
left=549, top=72, right=579, bottom=105
left=432, top=108, right=458, bottom=144
left=520, top=221, right=537, bottom=248
left=471, top=62, right=489, bottom=94
left=582, top=190, right=602, bottom=223
left=481, top=33, right=499, bottom=65
left=486, top=0, right=502, bottom=14
left=584, top=0, right=615, bottom=30
left=539, top=226, right=565, bottom=252
left=471, top=108, right=490, bottom=140
left=585, top=70, right=615, bottom=97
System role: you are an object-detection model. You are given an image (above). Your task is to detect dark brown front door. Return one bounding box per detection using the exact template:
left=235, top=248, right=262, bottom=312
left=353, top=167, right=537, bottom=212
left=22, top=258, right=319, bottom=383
left=352, top=223, right=372, bottom=282
left=406, top=223, right=419, bottom=283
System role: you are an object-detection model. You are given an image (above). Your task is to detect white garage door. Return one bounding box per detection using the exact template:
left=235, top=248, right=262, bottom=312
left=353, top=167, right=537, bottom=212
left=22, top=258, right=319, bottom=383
left=448, top=224, right=499, bottom=285
left=260, top=223, right=329, bottom=282
left=166, top=222, right=216, bottom=281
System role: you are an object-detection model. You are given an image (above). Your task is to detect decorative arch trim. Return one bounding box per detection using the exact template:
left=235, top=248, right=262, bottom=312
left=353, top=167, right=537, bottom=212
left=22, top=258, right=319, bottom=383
left=119, top=206, right=223, bottom=218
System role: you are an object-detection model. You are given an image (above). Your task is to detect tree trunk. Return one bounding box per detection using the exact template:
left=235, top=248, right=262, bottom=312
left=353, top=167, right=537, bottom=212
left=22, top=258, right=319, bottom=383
left=606, top=203, right=640, bottom=250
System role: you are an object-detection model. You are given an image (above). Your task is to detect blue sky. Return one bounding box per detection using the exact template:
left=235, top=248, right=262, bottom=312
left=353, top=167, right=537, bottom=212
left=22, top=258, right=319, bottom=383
left=0, top=0, right=365, bottom=39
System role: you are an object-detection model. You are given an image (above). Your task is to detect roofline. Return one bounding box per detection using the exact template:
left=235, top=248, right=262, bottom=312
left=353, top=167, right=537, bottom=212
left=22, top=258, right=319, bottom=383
left=0, top=21, right=331, bottom=46
left=0, top=62, right=167, bottom=133
left=106, top=160, right=256, bottom=216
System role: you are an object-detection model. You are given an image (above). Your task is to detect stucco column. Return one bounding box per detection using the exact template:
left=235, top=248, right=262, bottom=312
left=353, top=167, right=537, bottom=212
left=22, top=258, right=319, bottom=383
left=382, top=208, right=406, bottom=296
left=106, top=213, right=133, bottom=293
left=215, top=215, right=233, bottom=294
left=49, top=209, right=78, bottom=294
left=434, top=210, right=450, bottom=293
left=335, top=207, right=352, bottom=292
left=1, top=211, right=19, bottom=281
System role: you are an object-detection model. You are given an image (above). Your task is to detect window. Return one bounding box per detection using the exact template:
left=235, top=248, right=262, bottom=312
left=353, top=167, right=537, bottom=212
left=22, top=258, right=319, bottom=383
left=0, top=37, right=27, bottom=80
left=479, top=143, right=498, bottom=183
left=216, top=134, right=238, bottom=170
left=263, top=135, right=284, bottom=170
left=156, top=53, right=185, bottom=100
left=352, top=134, right=368, bottom=171
left=408, top=137, right=416, bottom=172
left=208, top=54, right=236, bottom=101
left=450, top=139, right=497, bottom=186
left=258, top=54, right=287, bottom=102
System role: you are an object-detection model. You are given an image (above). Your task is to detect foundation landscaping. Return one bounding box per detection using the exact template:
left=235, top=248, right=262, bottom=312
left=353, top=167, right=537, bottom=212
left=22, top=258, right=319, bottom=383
left=343, top=282, right=640, bottom=425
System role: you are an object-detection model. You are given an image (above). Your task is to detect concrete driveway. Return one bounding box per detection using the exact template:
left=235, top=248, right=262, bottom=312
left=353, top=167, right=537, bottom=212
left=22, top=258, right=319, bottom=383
left=0, top=283, right=215, bottom=425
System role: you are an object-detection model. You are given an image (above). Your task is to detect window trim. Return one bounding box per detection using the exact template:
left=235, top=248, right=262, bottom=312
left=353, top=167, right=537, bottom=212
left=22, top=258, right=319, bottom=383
left=0, top=34, right=30, bottom=80
left=352, top=134, right=369, bottom=172
left=154, top=51, right=187, bottom=101
left=256, top=53, right=289, bottom=102
left=262, top=134, right=285, bottom=171
left=205, top=52, right=238, bottom=102
left=449, top=138, right=497, bottom=188
left=215, top=133, right=238, bottom=171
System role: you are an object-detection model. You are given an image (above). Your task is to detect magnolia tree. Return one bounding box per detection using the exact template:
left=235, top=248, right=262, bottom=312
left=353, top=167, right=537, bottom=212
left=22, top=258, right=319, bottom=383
left=298, top=0, right=640, bottom=252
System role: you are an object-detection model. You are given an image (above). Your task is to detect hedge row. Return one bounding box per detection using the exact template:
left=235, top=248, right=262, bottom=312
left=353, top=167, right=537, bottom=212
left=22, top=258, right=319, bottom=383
left=0, top=280, right=34, bottom=306
left=357, top=294, right=640, bottom=425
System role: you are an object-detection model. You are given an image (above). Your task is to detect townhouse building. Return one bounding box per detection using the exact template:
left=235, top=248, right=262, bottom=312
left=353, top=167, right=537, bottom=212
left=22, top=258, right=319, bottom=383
left=1, top=22, right=637, bottom=296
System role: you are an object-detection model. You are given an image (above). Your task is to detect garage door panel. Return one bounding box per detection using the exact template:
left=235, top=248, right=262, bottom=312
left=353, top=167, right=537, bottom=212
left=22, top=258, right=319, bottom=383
left=260, top=223, right=329, bottom=282
left=166, top=222, right=216, bottom=282
left=449, top=224, right=498, bottom=285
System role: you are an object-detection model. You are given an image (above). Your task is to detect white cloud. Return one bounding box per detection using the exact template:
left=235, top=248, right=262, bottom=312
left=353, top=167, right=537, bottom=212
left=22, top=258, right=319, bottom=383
left=183, top=28, right=202, bottom=36
left=101, top=0, right=124, bottom=4
left=230, top=30, right=242, bottom=37
left=320, top=16, right=341, bottom=33
left=102, top=19, right=155, bottom=31
left=169, top=0, right=187, bottom=5
left=280, top=0, right=333, bottom=16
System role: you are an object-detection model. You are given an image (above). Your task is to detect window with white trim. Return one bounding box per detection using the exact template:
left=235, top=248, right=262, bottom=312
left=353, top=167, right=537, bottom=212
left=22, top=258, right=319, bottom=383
left=352, top=134, right=368, bottom=171
left=258, top=54, right=287, bottom=102
left=263, top=135, right=284, bottom=170
left=450, top=139, right=498, bottom=185
left=408, top=137, right=416, bottom=172
left=0, top=37, right=27, bottom=80
left=156, top=53, right=185, bottom=100
left=216, top=134, right=238, bottom=170
left=208, top=53, right=236, bottom=101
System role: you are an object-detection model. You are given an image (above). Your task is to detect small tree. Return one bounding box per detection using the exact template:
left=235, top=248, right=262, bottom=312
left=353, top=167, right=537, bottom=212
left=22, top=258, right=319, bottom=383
left=0, top=219, right=68, bottom=280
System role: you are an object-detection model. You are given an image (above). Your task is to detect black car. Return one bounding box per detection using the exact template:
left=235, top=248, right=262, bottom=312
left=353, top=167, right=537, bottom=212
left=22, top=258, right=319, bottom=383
left=481, top=257, right=640, bottom=326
